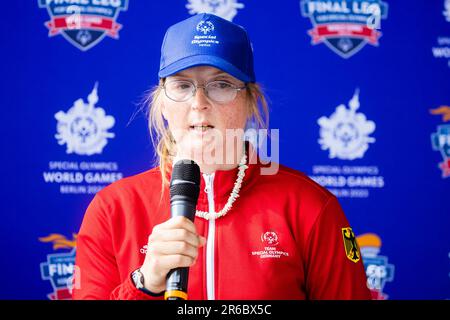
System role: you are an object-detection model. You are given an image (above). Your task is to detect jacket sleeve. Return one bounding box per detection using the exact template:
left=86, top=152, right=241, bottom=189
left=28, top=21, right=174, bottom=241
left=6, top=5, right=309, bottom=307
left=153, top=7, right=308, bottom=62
left=72, top=194, right=163, bottom=300
left=304, top=195, right=372, bottom=300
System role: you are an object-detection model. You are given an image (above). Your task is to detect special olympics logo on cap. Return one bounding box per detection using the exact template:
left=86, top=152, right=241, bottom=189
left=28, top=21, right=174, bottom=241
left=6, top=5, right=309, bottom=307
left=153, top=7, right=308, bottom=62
left=196, top=20, right=215, bottom=34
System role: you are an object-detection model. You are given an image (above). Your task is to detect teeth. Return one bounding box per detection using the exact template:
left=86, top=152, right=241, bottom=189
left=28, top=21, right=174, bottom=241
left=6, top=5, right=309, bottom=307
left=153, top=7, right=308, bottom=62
left=192, top=126, right=211, bottom=132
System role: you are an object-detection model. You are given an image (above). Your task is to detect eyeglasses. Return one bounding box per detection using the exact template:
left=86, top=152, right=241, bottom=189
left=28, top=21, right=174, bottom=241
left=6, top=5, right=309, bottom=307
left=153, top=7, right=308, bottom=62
left=162, top=79, right=247, bottom=103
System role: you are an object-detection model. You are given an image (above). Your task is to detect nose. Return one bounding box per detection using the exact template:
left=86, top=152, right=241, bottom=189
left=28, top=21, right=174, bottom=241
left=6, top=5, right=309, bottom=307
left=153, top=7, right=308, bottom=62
left=191, top=86, right=211, bottom=111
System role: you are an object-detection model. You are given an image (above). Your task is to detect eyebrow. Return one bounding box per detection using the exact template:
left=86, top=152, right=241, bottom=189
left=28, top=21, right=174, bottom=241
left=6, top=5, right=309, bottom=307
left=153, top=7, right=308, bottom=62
left=213, top=74, right=235, bottom=80
left=173, top=70, right=232, bottom=79
left=170, top=73, right=240, bottom=85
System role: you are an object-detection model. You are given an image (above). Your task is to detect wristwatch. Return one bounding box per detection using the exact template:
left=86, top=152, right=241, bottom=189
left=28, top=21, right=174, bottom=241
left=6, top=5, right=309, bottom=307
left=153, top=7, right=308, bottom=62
left=131, top=268, right=164, bottom=297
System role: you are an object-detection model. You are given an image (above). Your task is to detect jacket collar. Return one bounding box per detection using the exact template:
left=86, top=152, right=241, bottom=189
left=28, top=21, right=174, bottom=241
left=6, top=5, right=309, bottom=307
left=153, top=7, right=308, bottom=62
left=166, top=141, right=264, bottom=213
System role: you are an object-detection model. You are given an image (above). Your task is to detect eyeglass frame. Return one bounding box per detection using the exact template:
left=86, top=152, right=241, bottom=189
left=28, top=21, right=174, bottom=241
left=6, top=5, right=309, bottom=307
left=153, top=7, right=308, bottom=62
left=160, top=78, right=247, bottom=103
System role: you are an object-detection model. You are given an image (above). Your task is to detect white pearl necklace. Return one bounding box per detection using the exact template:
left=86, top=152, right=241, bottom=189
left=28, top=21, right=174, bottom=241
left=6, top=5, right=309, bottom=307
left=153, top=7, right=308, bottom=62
left=195, top=153, right=248, bottom=220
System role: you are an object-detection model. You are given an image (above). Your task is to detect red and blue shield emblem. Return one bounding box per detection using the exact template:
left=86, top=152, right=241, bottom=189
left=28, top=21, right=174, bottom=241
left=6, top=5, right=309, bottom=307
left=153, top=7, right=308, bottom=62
left=38, top=0, right=129, bottom=51
left=300, top=0, right=388, bottom=58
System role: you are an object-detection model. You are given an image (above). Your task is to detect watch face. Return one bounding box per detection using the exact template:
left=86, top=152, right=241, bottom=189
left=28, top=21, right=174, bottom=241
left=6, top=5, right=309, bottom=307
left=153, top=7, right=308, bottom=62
left=132, top=270, right=143, bottom=288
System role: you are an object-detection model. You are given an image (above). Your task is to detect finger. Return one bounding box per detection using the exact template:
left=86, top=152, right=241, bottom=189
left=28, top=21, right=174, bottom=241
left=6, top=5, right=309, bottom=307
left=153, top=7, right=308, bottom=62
left=150, top=241, right=199, bottom=260
left=169, top=216, right=198, bottom=234
left=156, top=216, right=198, bottom=234
left=155, top=228, right=204, bottom=248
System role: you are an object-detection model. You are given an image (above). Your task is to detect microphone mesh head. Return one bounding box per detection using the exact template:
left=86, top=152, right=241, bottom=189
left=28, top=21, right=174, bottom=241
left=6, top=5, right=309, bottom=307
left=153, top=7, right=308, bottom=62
left=170, top=159, right=201, bottom=200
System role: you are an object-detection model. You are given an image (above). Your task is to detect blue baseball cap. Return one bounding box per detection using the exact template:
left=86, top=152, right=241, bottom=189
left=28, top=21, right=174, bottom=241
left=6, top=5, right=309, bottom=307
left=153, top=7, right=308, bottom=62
left=158, top=13, right=255, bottom=83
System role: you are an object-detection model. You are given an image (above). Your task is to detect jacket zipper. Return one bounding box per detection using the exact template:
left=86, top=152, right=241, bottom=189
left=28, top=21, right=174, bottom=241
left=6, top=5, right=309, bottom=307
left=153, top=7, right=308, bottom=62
left=203, top=173, right=215, bottom=300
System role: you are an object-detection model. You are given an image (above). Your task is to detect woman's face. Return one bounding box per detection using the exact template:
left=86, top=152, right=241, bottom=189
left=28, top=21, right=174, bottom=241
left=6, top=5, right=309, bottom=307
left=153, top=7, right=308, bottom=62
left=161, top=66, right=248, bottom=166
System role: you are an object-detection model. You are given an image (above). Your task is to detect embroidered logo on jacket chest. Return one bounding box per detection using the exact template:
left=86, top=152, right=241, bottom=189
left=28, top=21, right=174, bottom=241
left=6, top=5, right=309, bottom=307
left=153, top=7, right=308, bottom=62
left=139, top=244, right=148, bottom=255
left=251, top=231, right=289, bottom=259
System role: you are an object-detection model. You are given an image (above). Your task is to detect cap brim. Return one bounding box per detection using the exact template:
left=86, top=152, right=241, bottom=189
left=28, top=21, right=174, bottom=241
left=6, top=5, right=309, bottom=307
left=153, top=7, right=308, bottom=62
left=158, top=55, right=253, bottom=83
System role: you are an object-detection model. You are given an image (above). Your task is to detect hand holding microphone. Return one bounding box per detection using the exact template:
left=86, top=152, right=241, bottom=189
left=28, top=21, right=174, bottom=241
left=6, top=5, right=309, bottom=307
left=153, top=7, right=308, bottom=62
left=139, top=160, right=203, bottom=298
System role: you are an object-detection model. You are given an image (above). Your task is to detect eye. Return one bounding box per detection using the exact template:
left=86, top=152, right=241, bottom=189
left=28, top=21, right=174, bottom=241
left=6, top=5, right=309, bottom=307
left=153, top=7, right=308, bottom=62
left=176, top=82, right=192, bottom=90
left=209, top=81, right=233, bottom=90
left=169, top=81, right=192, bottom=91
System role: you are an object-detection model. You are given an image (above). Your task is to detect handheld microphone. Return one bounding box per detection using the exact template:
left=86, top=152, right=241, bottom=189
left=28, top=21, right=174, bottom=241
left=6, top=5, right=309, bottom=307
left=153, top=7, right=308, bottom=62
left=165, top=159, right=201, bottom=300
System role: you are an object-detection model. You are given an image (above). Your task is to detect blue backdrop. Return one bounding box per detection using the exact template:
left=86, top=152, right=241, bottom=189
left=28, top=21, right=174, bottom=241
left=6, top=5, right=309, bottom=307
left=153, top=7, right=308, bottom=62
left=1, top=0, right=449, bottom=299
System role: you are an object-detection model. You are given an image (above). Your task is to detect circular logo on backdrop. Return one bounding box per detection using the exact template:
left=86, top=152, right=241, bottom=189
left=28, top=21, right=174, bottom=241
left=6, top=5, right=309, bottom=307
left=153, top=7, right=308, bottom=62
left=445, top=0, right=450, bottom=22
left=317, top=89, right=376, bottom=160
left=431, top=2, right=450, bottom=69
left=187, top=0, right=244, bottom=22
left=54, top=83, right=115, bottom=156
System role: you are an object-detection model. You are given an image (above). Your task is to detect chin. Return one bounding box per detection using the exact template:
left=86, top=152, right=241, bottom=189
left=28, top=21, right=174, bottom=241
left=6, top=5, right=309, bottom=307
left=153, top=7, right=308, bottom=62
left=194, top=141, right=225, bottom=164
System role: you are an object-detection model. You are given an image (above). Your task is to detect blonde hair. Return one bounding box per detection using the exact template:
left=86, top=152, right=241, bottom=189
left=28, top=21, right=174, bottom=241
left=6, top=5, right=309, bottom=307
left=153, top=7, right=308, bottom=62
left=146, top=79, right=269, bottom=190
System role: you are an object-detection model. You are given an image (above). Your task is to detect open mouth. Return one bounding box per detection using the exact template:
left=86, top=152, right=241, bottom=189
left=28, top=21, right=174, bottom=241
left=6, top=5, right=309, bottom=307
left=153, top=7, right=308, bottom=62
left=190, top=124, right=214, bottom=132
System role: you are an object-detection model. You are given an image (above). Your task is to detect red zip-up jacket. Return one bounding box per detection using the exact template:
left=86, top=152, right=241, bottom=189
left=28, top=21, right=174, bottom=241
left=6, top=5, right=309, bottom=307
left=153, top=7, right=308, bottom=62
left=72, top=155, right=371, bottom=300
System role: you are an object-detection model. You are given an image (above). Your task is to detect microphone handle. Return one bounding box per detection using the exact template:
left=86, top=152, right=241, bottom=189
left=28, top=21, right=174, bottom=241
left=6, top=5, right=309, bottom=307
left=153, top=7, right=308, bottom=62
left=165, top=200, right=196, bottom=300
left=170, top=199, right=196, bottom=220
left=166, top=268, right=189, bottom=300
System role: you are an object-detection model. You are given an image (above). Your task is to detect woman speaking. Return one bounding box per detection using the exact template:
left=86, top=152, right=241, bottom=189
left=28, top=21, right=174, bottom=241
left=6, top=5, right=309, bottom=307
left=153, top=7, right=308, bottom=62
left=72, top=13, right=371, bottom=300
